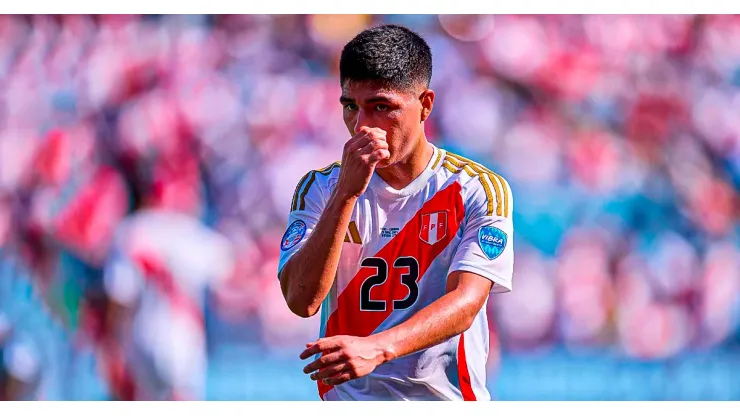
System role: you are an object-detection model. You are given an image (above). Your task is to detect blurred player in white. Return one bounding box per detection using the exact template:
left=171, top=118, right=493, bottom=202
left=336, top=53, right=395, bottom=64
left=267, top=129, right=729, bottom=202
left=278, top=24, right=514, bottom=401
left=103, top=209, right=235, bottom=400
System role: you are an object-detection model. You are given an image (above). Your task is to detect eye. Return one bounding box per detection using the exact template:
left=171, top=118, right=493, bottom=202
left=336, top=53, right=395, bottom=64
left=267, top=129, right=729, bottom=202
left=343, top=103, right=358, bottom=111
left=375, top=104, right=389, bottom=112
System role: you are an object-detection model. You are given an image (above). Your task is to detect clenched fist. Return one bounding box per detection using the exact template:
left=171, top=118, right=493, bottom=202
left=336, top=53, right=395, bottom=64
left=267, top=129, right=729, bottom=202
left=335, top=127, right=390, bottom=199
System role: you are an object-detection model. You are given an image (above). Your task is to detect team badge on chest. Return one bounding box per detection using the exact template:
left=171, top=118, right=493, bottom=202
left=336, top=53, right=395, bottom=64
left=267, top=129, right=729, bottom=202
left=419, top=211, right=448, bottom=245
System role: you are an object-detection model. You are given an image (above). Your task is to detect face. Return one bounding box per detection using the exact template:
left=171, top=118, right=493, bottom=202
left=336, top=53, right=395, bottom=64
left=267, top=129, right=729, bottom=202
left=340, top=80, right=434, bottom=168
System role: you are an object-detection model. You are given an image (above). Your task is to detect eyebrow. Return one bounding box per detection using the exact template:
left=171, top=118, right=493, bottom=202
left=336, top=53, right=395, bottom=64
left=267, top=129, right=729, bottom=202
left=339, top=94, right=396, bottom=104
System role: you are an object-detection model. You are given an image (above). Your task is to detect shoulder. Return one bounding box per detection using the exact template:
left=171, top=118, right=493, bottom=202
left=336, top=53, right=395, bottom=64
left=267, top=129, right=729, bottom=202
left=438, top=149, right=513, bottom=219
left=290, top=161, right=342, bottom=212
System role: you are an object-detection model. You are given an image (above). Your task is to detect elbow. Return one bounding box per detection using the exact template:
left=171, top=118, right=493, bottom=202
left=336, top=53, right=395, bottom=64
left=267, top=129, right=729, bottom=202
left=287, top=299, right=320, bottom=319
left=278, top=266, right=321, bottom=318
left=458, top=312, right=477, bottom=334
left=456, top=298, right=484, bottom=334
left=284, top=291, right=321, bottom=318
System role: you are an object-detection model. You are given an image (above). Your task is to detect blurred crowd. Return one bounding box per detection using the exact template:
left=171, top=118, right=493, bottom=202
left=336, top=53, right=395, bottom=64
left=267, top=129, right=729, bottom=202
left=1, top=14, right=740, bottom=400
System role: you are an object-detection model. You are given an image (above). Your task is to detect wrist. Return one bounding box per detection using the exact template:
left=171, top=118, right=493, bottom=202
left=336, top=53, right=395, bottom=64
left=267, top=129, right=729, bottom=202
left=368, top=331, right=398, bottom=365
left=331, top=186, right=361, bottom=204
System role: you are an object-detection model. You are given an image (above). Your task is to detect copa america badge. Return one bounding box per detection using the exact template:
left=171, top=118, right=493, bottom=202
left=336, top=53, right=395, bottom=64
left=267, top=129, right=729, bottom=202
left=281, top=220, right=307, bottom=251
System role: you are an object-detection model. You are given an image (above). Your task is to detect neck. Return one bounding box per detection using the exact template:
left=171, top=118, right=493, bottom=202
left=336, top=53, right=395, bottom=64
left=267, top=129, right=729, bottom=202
left=375, top=133, right=435, bottom=190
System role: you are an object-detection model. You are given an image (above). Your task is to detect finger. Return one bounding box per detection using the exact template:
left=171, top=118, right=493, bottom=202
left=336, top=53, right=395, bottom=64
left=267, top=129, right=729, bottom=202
left=324, top=372, right=353, bottom=386
left=356, top=126, right=386, bottom=138
left=310, top=362, right=349, bottom=381
left=346, top=134, right=374, bottom=153
left=367, top=149, right=391, bottom=164
left=351, top=127, right=386, bottom=145
left=299, top=344, right=322, bottom=360
left=358, top=143, right=388, bottom=160
left=303, top=351, right=345, bottom=374
left=299, top=337, right=342, bottom=360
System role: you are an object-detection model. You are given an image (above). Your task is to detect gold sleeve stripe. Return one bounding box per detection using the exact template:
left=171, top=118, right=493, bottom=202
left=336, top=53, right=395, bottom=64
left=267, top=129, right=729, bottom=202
left=442, top=160, right=462, bottom=174
left=348, top=221, right=362, bottom=244
left=445, top=154, right=496, bottom=216
left=488, top=172, right=504, bottom=217
left=320, top=161, right=341, bottom=173
left=444, top=155, right=463, bottom=168
left=297, top=171, right=317, bottom=211
left=478, top=172, right=495, bottom=216
left=431, top=148, right=443, bottom=170
left=490, top=171, right=510, bottom=218
left=291, top=171, right=313, bottom=212
left=444, top=155, right=476, bottom=176
left=295, top=161, right=340, bottom=212
left=446, top=152, right=506, bottom=218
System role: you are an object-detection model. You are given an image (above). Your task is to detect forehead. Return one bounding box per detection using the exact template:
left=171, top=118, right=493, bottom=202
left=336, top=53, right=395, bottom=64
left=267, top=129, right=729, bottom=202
left=340, top=80, right=416, bottom=102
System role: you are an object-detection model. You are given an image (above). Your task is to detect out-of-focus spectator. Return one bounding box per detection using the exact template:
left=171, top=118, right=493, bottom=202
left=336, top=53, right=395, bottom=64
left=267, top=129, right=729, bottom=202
left=1, top=14, right=740, bottom=400
left=101, top=209, right=235, bottom=400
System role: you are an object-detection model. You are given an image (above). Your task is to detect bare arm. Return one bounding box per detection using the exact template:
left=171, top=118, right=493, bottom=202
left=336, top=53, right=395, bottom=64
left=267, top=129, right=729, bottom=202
left=300, top=271, right=493, bottom=385
left=279, top=190, right=358, bottom=318
left=279, top=127, right=390, bottom=318
left=370, top=270, right=492, bottom=361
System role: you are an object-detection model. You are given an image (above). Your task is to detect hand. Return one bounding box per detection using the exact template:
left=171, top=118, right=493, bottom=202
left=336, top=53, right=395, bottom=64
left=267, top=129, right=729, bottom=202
left=300, top=335, right=389, bottom=386
left=335, top=127, right=390, bottom=199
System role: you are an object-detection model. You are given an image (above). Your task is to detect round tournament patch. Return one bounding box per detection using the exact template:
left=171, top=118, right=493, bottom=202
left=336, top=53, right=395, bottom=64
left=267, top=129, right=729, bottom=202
left=478, top=226, right=507, bottom=260
left=281, top=220, right=307, bottom=251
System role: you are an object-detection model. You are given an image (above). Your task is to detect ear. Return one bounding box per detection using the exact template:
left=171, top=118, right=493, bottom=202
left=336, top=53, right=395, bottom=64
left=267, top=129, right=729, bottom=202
left=419, top=89, right=435, bottom=122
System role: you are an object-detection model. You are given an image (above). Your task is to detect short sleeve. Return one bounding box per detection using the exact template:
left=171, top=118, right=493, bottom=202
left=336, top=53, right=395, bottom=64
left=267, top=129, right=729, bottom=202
left=277, top=164, right=338, bottom=277
left=448, top=172, right=514, bottom=293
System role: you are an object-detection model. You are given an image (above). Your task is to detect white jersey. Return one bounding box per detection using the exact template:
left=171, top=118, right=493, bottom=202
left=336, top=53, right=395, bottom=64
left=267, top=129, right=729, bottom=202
left=278, top=144, right=514, bottom=401
left=103, top=209, right=235, bottom=400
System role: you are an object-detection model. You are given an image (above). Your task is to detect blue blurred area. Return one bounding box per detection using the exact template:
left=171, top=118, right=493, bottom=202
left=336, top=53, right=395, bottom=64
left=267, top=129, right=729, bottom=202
left=0, top=14, right=740, bottom=400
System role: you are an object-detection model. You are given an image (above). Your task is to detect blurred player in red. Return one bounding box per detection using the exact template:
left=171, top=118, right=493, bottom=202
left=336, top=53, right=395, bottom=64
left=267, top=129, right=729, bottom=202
left=278, top=24, right=514, bottom=401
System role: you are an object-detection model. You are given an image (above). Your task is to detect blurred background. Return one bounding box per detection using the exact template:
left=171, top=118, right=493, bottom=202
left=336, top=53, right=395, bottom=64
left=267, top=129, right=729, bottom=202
left=1, top=14, right=740, bottom=400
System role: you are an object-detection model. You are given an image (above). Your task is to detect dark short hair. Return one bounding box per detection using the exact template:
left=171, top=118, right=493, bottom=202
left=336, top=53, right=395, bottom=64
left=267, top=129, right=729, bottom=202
left=339, top=24, right=432, bottom=91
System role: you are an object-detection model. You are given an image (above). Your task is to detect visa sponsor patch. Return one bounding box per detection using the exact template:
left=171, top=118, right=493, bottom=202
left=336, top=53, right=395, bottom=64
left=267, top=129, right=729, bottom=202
left=478, top=226, right=507, bottom=260
left=281, top=220, right=307, bottom=251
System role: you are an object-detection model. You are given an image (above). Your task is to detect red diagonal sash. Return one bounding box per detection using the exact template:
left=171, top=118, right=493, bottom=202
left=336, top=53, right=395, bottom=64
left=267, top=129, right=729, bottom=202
left=318, top=181, right=465, bottom=399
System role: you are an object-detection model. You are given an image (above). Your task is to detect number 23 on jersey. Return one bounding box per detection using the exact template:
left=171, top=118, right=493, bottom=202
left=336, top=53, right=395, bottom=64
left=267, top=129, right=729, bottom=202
left=359, top=256, right=420, bottom=312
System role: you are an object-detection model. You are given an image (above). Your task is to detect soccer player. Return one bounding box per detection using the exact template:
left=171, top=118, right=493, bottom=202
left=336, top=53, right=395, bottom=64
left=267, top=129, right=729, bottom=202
left=277, top=24, right=514, bottom=401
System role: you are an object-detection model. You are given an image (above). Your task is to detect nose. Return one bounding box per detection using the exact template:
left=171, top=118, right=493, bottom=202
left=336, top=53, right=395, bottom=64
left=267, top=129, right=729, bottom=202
left=354, top=108, right=372, bottom=135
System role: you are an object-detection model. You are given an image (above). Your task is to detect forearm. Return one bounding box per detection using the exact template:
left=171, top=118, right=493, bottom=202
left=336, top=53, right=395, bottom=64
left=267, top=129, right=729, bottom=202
left=369, top=288, right=482, bottom=363
left=280, top=189, right=357, bottom=317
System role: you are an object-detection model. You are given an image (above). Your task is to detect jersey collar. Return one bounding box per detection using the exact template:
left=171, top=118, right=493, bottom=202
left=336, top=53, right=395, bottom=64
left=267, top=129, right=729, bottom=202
left=368, top=144, right=443, bottom=199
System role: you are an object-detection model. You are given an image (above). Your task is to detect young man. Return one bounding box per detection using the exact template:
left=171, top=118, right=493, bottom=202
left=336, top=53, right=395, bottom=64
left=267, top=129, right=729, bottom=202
left=277, top=24, right=514, bottom=401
